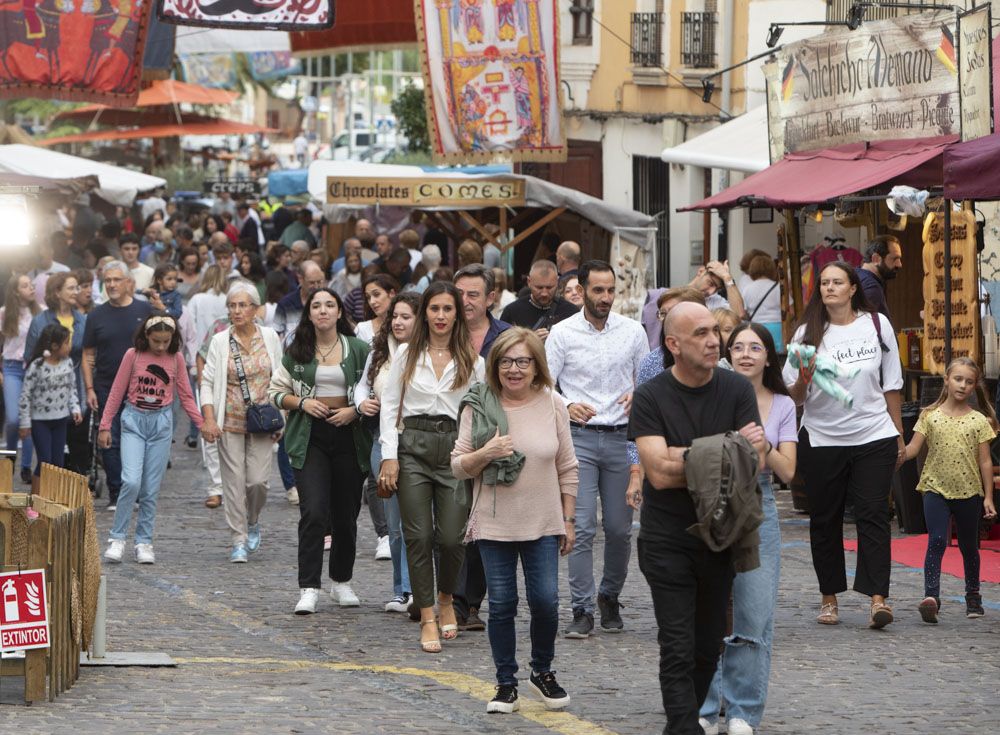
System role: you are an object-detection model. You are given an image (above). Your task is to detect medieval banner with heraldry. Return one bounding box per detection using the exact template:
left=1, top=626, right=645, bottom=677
left=415, top=0, right=566, bottom=164
left=158, top=0, right=332, bottom=31
left=0, top=0, right=152, bottom=104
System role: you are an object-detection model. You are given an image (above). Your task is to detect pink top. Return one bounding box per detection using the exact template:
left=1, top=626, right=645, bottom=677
left=100, top=348, right=204, bottom=431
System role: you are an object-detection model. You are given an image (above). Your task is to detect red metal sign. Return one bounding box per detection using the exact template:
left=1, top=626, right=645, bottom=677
left=0, top=569, right=49, bottom=652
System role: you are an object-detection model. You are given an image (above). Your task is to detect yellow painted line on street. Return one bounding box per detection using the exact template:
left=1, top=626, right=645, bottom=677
left=175, top=655, right=620, bottom=735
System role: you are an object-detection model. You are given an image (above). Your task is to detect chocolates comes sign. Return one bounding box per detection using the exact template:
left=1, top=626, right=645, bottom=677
left=767, top=11, right=960, bottom=155
left=921, top=209, right=980, bottom=374
left=325, top=177, right=526, bottom=207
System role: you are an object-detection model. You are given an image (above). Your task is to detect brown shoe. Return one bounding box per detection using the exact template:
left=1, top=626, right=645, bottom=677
left=458, top=607, right=486, bottom=632
left=869, top=601, right=894, bottom=629
left=205, top=495, right=222, bottom=509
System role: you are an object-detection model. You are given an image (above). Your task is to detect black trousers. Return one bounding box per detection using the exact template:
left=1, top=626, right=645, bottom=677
left=638, top=531, right=733, bottom=735
left=64, top=407, right=91, bottom=477
left=294, top=418, right=364, bottom=589
left=453, top=540, right=487, bottom=618
left=800, top=429, right=897, bottom=597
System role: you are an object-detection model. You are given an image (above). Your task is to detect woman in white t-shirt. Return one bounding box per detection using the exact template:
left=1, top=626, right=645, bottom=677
left=782, top=261, right=904, bottom=630
left=739, top=253, right=783, bottom=352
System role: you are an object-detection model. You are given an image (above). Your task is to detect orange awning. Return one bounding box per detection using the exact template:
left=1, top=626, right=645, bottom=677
left=55, top=79, right=239, bottom=123
left=41, top=120, right=274, bottom=146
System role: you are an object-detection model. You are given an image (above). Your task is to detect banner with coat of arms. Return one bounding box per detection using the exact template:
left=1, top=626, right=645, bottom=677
left=415, top=0, right=566, bottom=164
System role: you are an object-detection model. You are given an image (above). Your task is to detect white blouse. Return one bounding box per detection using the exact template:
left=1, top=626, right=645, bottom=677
left=378, top=343, right=485, bottom=460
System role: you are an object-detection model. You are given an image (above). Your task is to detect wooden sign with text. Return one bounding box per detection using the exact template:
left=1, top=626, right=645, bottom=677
left=325, top=177, right=526, bottom=207
left=922, top=209, right=980, bottom=374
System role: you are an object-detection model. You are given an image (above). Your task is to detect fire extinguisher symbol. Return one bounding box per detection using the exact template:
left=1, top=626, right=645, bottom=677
left=2, top=578, right=18, bottom=623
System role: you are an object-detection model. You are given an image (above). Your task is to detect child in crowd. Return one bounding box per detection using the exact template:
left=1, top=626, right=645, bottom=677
left=152, top=263, right=183, bottom=319
left=100, top=314, right=203, bottom=565
left=19, top=323, right=81, bottom=479
left=904, top=357, right=998, bottom=621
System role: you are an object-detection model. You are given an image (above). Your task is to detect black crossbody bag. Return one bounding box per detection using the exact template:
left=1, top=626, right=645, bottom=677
left=229, top=334, right=284, bottom=434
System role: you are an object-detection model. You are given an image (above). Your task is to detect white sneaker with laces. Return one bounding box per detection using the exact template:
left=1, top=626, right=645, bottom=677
left=294, top=588, right=319, bottom=615
left=727, top=719, right=753, bottom=735
left=375, top=535, right=391, bottom=560
left=329, top=582, right=360, bottom=607
left=134, top=544, right=155, bottom=564
left=699, top=718, right=718, bottom=735
left=286, top=487, right=299, bottom=505
left=104, top=539, right=125, bottom=563
left=384, top=594, right=412, bottom=613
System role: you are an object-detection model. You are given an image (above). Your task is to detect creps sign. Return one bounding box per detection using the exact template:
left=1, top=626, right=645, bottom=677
left=0, top=569, right=50, bottom=652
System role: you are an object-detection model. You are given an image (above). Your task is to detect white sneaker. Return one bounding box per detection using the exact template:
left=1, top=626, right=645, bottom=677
left=727, top=719, right=753, bottom=735
left=384, top=594, right=412, bottom=613
left=329, top=582, right=360, bottom=607
left=294, top=588, right=319, bottom=615
left=375, top=535, right=391, bottom=560
left=286, top=487, right=299, bottom=505
left=134, top=544, right=155, bottom=564
left=104, top=539, right=125, bottom=563
left=699, top=718, right=719, bottom=735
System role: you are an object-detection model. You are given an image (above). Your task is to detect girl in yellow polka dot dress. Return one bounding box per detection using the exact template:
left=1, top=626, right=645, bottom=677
left=903, top=357, right=998, bottom=623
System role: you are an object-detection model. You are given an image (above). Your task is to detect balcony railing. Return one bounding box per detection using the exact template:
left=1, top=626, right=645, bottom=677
left=570, top=0, right=594, bottom=45
left=631, top=12, right=663, bottom=68
left=681, top=11, right=717, bottom=69
left=826, top=0, right=961, bottom=22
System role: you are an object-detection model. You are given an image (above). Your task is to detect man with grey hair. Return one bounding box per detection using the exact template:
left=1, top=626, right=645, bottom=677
left=82, top=259, right=153, bottom=510
left=412, top=245, right=442, bottom=293
left=331, top=237, right=370, bottom=276
left=500, top=259, right=579, bottom=339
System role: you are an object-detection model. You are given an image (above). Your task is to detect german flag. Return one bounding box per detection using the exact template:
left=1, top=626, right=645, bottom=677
left=937, top=24, right=957, bottom=75
left=781, top=56, right=795, bottom=102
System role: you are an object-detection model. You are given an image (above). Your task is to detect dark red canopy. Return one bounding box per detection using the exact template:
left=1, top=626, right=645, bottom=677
left=290, top=0, right=416, bottom=54
left=943, top=135, right=1000, bottom=201
left=681, top=136, right=957, bottom=211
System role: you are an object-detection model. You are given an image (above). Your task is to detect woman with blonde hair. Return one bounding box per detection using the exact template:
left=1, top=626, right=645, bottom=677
left=451, top=327, right=578, bottom=713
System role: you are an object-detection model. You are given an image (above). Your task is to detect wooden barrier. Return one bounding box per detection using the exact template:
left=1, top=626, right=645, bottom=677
left=0, top=462, right=98, bottom=703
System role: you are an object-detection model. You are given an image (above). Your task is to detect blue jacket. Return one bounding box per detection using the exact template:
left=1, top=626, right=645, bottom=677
left=159, top=289, right=183, bottom=319
left=24, top=309, right=87, bottom=403
left=480, top=314, right=512, bottom=359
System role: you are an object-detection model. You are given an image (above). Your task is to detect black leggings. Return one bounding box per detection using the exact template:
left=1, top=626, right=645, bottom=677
left=923, top=491, right=982, bottom=598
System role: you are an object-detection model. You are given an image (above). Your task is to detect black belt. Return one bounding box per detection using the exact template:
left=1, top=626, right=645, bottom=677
left=570, top=422, right=628, bottom=433
left=403, top=415, right=457, bottom=433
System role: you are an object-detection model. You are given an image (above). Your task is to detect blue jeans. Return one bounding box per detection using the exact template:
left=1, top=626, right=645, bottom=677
left=110, top=404, right=173, bottom=545
left=186, top=373, right=199, bottom=442
left=568, top=426, right=633, bottom=613
left=701, top=475, right=781, bottom=728
left=277, top=437, right=296, bottom=491
left=97, top=388, right=124, bottom=500
left=3, top=360, right=32, bottom=469
left=31, top=417, right=68, bottom=476
left=372, top=431, right=409, bottom=596
left=479, top=535, right=560, bottom=686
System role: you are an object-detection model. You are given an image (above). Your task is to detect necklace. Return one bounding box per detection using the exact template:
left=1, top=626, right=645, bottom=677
left=431, top=344, right=450, bottom=358
left=317, top=340, right=339, bottom=362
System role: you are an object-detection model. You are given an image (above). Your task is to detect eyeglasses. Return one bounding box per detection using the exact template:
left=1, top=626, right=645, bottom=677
left=656, top=310, right=669, bottom=320
left=498, top=357, right=535, bottom=369
left=730, top=343, right=766, bottom=355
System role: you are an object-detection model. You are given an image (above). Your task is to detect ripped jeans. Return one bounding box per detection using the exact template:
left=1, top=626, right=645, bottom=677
left=700, top=474, right=781, bottom=729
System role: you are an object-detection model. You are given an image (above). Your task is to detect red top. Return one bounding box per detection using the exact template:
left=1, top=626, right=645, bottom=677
left=100, top=348, right=203, bottom=431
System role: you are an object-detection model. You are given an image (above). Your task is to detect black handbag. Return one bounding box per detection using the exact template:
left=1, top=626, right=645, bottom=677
left=229, top=333, right=284, bottom=434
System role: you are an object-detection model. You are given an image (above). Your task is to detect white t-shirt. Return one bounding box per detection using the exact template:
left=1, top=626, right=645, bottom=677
left=741, top=277, right=781, bottom=323
left=782, top=311, right=903, bottom=447
left=355, top=319, right=375, bottom=346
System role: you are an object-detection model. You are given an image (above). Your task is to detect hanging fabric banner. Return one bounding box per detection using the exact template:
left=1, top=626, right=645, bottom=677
left=179, top=53, right=237, bottom=89
left=142, top=12, right=177, bottom=80
left=158, top=0, right=333, bottom=31
left=415, top=0, right=566, bottom=164
left=0, top=0, right=152, bottom=105
left=248, top=50, right=301, bottom=81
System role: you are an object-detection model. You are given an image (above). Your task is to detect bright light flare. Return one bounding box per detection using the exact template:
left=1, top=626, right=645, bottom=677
left=0, top=195, right=31, bottom=249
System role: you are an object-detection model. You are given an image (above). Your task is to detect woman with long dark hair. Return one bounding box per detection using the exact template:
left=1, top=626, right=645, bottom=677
left=0, top=274, right=41, bottom=482
left=781, top=261, right=904, bottom=629
left=378, top=281, right=484, bottom=652
left=269, top=287, right=372, bottom=614
left=700, top=323, right=797, bottom=735
left=354, top=273, right=398, bottom=345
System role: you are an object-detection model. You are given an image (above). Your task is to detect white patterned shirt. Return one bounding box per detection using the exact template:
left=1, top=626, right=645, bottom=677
left=545, top=311, right=649, bottom=426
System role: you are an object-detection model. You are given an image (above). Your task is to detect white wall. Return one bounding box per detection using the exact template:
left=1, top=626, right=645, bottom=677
left=745, top=0, right=827, bottom=110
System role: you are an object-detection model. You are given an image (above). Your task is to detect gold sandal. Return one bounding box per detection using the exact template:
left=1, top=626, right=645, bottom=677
left=816, top=602, right=839, bottom=625
left=419, top=620, right=442, bottom=653
left=869, top=601, right=893, bottom=629
left=438, top=601, right=459, bottom=641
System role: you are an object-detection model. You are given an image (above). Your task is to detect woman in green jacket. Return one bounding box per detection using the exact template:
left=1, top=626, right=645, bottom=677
left=269, top=287, right=372, bottom=615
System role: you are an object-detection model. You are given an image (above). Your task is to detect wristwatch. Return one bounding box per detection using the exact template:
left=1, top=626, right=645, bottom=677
left=297, top=397, right=307, bottom=411
left=725, top=279, right=735, bottom=287
left=563, top=516, right=576, bottom=523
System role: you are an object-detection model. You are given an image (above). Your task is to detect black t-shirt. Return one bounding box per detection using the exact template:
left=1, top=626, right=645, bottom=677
left=83, top=299, right=153, bottom=395
left=500, top=296, right=579, bottom=329
left=628, top=367, right=760, bottom=540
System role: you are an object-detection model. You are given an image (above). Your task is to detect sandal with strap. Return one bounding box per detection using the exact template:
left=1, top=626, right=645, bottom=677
left=816, top=602, right=839, bottom=625
left=869, top=601, right=893, bottom=629
left=420, top=620, right=442, bottom=653
left=438, top=601, right=459, bottom=641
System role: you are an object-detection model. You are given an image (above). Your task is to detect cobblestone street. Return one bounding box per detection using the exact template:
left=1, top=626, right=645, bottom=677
left=2, top=434, right=998, bottom=734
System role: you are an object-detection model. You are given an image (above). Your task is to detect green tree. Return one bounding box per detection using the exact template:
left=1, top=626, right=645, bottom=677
left=390, top=85, right=430, bottom=154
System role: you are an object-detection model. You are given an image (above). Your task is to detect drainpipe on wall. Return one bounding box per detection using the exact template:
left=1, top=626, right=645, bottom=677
left=716, top=0, right=735, bottom=262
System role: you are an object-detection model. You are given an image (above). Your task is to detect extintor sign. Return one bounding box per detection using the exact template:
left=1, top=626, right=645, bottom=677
left=0, top=569, right=50, bottom=652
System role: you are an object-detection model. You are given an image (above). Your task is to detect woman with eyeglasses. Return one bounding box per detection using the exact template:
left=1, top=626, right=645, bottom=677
left=451, top=327, right=578, bottom=714
left=698, top=322, right=796, bottom=735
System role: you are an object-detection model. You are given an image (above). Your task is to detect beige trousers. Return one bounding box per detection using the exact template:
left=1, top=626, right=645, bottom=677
left=218, top=431, right=273, bottom=545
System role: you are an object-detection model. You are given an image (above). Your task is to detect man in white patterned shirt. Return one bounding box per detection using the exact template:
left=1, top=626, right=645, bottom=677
left=545, top=260, right=649, bottom=637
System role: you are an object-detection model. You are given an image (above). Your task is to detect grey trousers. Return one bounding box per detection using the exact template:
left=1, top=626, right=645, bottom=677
left=218, top=431, right=273, bottom=546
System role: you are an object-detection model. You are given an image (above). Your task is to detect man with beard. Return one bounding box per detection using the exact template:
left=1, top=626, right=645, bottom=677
left=855, top=235, right=902, bottom=322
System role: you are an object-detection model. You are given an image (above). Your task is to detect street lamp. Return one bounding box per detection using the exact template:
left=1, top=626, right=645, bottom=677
left=700, top=47, right=782, bottom=104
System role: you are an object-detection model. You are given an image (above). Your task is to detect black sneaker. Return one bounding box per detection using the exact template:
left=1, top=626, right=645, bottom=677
left=528, top=670, right=570, bottom=710
left=966, top=593, right=985, bottom=618
left=597, top=593, right=624, bottom=632
left=19, top=466, right=31, bottom=484
left=486, top=684, right=519, bottom=714
left=407, top=599, right=421, bottom=622
left=564, top=608, right=593, bottom=639
left=184, top=437, right=198, bottom=449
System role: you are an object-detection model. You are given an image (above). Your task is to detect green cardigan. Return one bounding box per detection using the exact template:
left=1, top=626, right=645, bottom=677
left=268, top=334, right=373, bottom=473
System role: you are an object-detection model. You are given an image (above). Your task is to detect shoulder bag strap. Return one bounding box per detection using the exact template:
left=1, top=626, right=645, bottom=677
left=747, top=281, right=779, bottom=321
left=870, top=312, right=888, bottom=388
left=229, top=333, right=254, bottom=407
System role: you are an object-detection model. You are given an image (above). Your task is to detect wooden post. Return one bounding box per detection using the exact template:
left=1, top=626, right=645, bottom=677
left=783, top=209, right=803, bottom=319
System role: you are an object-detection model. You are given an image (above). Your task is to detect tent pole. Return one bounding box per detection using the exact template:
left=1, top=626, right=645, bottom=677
left=944, top=202, right=952, bottom=365
left=783, top=208, right=802, bottom=318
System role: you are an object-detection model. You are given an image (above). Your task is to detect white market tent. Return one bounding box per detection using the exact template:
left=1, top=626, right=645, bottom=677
left=0, top=145, right=166, bottom=206
left=307, top=160, right=655, bottom=246
left=660, top=105, right=769, bottom=174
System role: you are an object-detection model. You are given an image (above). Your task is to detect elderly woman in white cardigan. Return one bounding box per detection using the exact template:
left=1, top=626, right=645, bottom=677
left=201, top=281, right=284, bottom=563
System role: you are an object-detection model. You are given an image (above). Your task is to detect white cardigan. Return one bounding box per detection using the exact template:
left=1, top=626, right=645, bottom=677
left=201, top=325, right=284, bottom=429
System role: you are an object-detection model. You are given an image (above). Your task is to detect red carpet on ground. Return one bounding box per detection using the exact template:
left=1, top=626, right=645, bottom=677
left=843, top=537, right=1000, bottom=584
